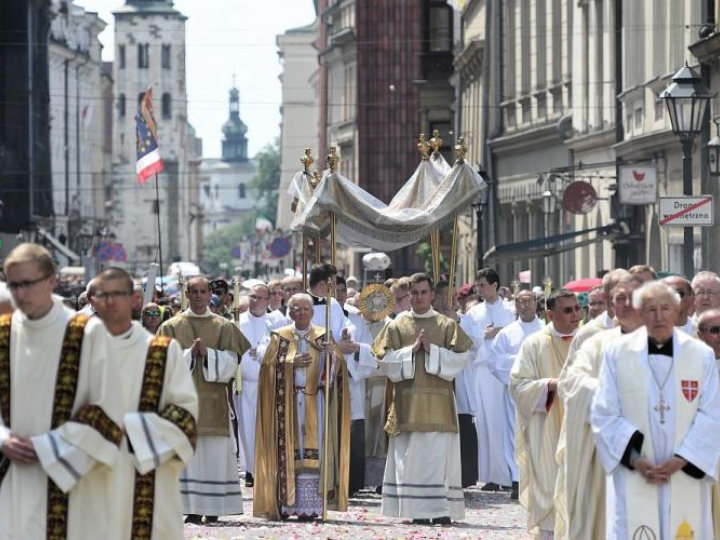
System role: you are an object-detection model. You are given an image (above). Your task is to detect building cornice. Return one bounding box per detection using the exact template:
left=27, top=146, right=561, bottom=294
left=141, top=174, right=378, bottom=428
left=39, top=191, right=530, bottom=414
left=565, top=127, right=616, bottom=152
left=690, top=31, right=720, bottom=65
left=488, top=122, right=562, bottom=155
left=613, top=129, right=676, bottom=159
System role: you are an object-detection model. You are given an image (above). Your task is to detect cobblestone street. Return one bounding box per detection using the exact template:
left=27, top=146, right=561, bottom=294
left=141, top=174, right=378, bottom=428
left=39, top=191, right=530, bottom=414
left=185, top=485, right=531, bottom=539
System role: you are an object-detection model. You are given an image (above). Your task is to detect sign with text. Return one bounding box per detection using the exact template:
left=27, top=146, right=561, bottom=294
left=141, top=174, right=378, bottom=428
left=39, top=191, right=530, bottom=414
left=659, top=196, right=714, bottom=227
left=618, top=164, right=658, bottom=205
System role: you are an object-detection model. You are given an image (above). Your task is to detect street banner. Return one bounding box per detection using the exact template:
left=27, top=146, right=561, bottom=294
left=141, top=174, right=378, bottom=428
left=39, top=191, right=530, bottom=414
left=658, top=196, right=714, bottom=227
left=618, top=164, right=657, bottom=205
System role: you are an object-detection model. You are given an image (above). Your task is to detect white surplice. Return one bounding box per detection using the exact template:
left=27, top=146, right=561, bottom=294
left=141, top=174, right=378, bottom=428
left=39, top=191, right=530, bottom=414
left=0, top=298, right=123, bottom=540
left=179, top=309, right=242, bottom=516
left=462, top=298, right=516, bottom=486
left=309, top=293, right=349, bottom=342
left=489, top=317, right=544, bottom=483
left=378, top=309, right=469, bottom=520
left=236, top=310, right=287, bottom=473
left=592, top=328, right=720, bottom=540
left=106, top=322, right=198, bottom=540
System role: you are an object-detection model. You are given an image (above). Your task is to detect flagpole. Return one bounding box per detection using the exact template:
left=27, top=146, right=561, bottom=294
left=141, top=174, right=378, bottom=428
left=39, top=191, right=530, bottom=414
left=154, top=173, right=164, bottom=294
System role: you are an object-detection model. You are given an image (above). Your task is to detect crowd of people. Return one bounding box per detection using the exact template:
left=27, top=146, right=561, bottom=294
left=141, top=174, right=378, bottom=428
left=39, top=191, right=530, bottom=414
left=2, top=243, right=720, bottom=539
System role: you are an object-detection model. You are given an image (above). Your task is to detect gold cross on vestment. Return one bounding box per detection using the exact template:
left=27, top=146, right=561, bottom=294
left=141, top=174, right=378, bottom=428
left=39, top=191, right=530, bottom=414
left=654, top=398, right=670, bottom=424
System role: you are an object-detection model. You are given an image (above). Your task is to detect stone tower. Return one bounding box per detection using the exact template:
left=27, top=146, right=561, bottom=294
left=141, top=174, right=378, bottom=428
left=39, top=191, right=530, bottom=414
left=222, top=85, right=249, bottom=162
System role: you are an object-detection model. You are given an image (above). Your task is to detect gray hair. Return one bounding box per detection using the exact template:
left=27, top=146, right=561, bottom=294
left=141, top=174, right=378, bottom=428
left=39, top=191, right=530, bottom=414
left=692, top=271, right=720, bottom=289
left=632, top=281, right=680, bottom=310
left=602, top=269, right=629, bottom=297
left=251, top=283, right=270, bottom=296
left=287, top=293, right=313, bottom=312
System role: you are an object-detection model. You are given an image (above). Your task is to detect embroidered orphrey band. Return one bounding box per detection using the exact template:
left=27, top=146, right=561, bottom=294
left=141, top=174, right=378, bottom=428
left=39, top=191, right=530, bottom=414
left=275, top=338, right=290, bottom=505
left=130, top=335, right=171, bottom=540
left=0, top=314, right=11, bottom=487
left=73, top=405, right=123, bottom=446
left=47, top=313, right=89, bottom=540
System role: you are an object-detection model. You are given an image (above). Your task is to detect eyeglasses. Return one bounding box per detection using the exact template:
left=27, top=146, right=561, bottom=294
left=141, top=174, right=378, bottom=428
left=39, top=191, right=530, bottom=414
left=270, top=290, right=284, bottom=296
left=95, top=290, right=132, bottom=301
left=559, top=306, right=582, bottom=314
left=289, top=307, right=312, bottom=313
left=6, top=274, right=52, bottom=291
left=249, top=295, right=269, bottom=301
left=699, top=325, right=720, bottom=334
left=696, top=289, right=720, bottom=297
left=143, top=310, right=161, bottom=317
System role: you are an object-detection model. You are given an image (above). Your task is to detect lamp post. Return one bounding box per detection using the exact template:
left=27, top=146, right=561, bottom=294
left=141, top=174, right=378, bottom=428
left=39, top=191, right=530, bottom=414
left=708, top=117, right=720, bottom=177
left=661, top=63, right=712, bottom=277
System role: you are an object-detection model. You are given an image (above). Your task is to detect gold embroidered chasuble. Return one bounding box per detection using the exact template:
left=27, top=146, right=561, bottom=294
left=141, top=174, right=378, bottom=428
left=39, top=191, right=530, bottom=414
left=371, top=312, right=473, bottom=434
left=253, top=324, right=350, bottom=520
left=158, top=311, right=249, bottom=436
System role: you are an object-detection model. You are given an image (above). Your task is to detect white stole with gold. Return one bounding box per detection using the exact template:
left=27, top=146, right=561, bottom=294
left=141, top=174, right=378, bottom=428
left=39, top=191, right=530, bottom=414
left=617, top=332, right=703, bottom=538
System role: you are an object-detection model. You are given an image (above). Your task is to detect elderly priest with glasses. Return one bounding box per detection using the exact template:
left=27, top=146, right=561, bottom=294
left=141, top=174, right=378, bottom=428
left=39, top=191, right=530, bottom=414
left=591, top=281, right=720, bottom=540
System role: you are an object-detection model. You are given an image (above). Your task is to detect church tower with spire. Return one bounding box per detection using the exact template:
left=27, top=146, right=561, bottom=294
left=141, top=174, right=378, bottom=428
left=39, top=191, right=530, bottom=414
left=222, top=84, right=249, bottom=162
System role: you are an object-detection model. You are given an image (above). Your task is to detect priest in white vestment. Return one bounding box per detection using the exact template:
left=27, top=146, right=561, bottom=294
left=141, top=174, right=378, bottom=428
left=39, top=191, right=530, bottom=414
left=95, top=268, right=199, bottom=540
left=592, top=281, right=720, bottom=540
left=490, top=289, right=544, bottom=500
left=510, top=288, right=580, bottom=539
left=373, top=273, right=473, bottom=525
left=462, top=268, right=516, bottom=490
left=0, top=243, right=124, bottom=540
left=236, top=283, right=287, bottom=486
left=663, top=276, right=697, bottom=336
left=554, top=273, right=643, bottom=540
left=157, top=276, right=250, bottom=524
left=307, top=263, right=351, bottom=342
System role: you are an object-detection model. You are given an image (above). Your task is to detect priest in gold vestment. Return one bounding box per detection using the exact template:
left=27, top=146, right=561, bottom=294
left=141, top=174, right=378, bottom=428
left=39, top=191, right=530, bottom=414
left=254, top=293, right=350, bottom=520
left=510, top=288, right=580, bottom=540
left=372, top=273, right=472, bottom=525
left=157, top=276, right=250, bottom=523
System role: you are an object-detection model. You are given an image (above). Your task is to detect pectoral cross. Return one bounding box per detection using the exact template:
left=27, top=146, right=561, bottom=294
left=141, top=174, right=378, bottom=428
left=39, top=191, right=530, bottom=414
left=654, top=397, right=670, bottom=424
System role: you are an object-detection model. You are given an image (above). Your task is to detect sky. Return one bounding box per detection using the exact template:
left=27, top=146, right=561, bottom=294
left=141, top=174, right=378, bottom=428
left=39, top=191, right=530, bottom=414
left=87, top=0, right=317, bottom=158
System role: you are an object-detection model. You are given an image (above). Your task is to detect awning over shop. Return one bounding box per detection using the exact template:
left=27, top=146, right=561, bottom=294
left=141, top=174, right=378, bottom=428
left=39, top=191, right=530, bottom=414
left=36, top=227, right=81, bottom=264
left=483, top=222, right=629, bottom=263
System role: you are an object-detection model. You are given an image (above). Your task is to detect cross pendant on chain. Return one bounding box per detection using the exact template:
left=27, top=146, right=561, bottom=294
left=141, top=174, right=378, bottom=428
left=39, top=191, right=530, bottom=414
left=654, top=398, right=670, bottom=424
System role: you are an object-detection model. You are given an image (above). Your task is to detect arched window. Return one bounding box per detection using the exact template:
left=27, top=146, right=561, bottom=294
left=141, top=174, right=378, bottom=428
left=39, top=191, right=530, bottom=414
left=238, top=183, right=246, bottom=199
left=162, top=93, right=171, bottom=119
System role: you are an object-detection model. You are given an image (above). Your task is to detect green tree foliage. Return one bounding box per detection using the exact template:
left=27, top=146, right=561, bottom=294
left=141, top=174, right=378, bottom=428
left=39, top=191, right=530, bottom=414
left=249, top=137, right=281, bottom=225
left=202, top=214, right=254, bottom=276
left=415, top=241, right=448, bottom=277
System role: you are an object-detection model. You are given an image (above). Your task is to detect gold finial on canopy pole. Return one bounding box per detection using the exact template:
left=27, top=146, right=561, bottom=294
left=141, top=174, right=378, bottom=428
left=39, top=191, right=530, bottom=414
left=301, top=148, right=315, bottom=172
left=179, top=275, right=188, bottom=311
left=310, top=169, right=321, bottom=189
left=454, top=136, right=468, bottom=164
left=430, top=129, right=443, bottom=158
left=327, top=146, right=339, bottom=173
left=543, top=276, right=553, bottom=319
left=417, top=133, right=431, bottom=160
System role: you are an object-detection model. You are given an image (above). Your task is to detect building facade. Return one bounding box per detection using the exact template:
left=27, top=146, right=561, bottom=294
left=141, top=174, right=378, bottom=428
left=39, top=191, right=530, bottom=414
left=48, top=1, right=109, bottom=257
left=110, top=0, right=192, bottom=273
left=276, top=20, right=320, bottom=231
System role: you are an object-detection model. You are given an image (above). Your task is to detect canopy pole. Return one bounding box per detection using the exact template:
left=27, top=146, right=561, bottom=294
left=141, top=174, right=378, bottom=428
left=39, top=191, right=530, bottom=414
left=448, top=216, right=459, bottom=307
left=302, top=235, right=309, bottom=290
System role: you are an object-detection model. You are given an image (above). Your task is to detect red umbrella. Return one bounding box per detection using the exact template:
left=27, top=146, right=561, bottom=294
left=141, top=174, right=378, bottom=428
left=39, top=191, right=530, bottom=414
left=563, top=277, right=602, bottom=293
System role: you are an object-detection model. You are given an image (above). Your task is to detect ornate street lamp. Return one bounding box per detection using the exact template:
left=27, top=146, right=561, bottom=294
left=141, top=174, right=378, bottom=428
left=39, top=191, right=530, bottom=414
left=660, top=63, right=713, bottom=277
left=708, top=118, right=720, bottom=177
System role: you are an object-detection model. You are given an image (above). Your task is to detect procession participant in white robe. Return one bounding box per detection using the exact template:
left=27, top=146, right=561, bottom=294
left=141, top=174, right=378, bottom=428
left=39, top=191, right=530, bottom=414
left=592, top=282, right=720, bottom=540
left=434, top=280, right=478, bottom=489
left=279, top=276, right=303, bottom=316
left=157, top=276, right=250, bottom=524
left=94, top=268, right=198, bottom=540
left=235, top=283, right=287, bottom=487
left=372, top=273, right=473, bottom=525
left=0, top=243, right=123, bottom=540
left=696, top=308, right=720, bottom=537
left=554, top=274, right=643, bottom=540
left=692, top=271, right=720, bottom=322
left=583, top=286, right=606, bottom=324
left=254, top=294, right=350, bottom=520
left=566, top=269, right=627, bottom=364
left=510, top=288, right=580, bottom=540
left=307, top=263, right=352, bottom=343
left=490, top=289, right=544, bottom=500
left=628, top=263, right=658, bottom=283
left=462, top=268, right=516, bottom=491
left=663, top=276, right=697, bottom=336
left=344, top=304, right=385, bottom=495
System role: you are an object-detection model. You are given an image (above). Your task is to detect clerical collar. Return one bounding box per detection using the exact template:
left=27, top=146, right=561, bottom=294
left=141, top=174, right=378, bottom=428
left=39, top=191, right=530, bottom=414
left=648, top=337, right=673, bottom=357
left=548, top=323, right=576, bottom=341
left=308, top=291, right=327, bottom=305
left=293, top=325, right=310, bottom=337
left=186, top=308, right=213, bottom=318
left=411, top=308, right=437, bottom=319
